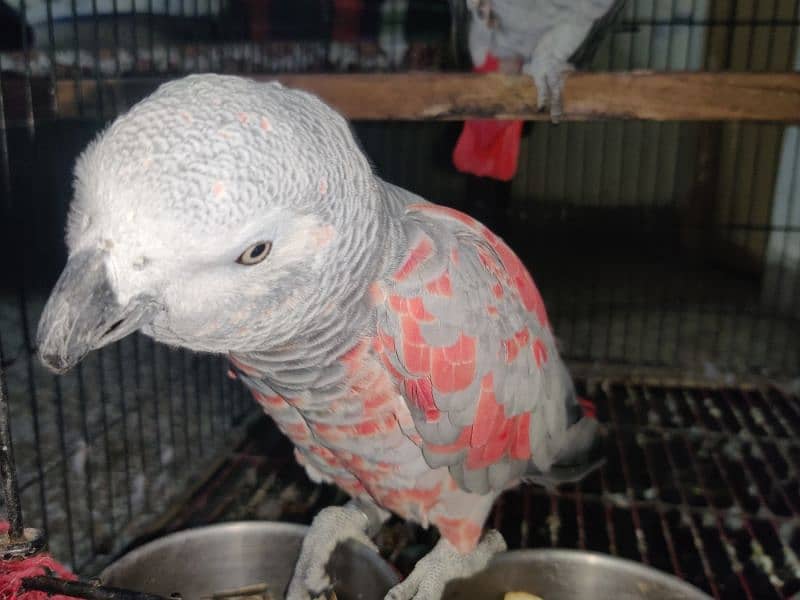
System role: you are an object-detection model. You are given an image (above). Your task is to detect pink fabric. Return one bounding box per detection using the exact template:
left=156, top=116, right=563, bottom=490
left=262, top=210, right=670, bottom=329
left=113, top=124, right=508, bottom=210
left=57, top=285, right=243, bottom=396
left=0, top=522, right=75, bottom=600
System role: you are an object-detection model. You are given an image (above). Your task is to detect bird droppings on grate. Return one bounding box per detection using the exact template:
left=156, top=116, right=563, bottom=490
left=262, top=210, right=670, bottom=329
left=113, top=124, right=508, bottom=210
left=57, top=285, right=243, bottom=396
left=149, top=381, right=800, bottom=600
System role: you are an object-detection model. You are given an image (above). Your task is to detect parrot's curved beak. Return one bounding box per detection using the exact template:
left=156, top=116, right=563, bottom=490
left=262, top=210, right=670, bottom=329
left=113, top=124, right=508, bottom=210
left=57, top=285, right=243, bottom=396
left=36, top=249, right=157, bottom=374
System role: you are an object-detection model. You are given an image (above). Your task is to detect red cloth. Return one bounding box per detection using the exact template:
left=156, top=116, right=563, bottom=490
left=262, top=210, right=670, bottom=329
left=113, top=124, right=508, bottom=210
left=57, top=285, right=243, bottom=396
left=0, top=522, right=75, bottom=599
left=453, top=53, right=524, bottom=182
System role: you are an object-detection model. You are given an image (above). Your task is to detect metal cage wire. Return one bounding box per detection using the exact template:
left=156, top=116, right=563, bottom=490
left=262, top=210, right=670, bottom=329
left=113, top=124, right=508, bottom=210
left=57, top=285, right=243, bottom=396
left=0, top=0, right=798, bottom=595
left=153, top=381, right=800, bottom=600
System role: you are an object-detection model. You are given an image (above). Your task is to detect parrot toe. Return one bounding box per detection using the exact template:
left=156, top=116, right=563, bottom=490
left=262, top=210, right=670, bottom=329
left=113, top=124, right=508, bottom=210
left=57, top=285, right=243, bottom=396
left=286, top=505, right=379, bottom=600
left=526, top=58, right=574, bottom=123
left=546, top=63, right=574, bottom=124
left=384, top=530, right=507, bottom=600
left=531, top=70, right=551, bottom=112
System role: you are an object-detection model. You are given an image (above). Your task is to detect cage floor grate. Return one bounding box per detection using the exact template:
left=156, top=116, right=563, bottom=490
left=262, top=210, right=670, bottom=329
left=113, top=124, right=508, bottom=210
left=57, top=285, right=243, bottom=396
left=160, top=380, right=800, bottom=600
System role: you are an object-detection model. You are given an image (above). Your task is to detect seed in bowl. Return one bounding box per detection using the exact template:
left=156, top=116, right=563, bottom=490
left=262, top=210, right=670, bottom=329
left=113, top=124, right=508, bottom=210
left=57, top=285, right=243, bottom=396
left=504, top=593, right=543, bottom=600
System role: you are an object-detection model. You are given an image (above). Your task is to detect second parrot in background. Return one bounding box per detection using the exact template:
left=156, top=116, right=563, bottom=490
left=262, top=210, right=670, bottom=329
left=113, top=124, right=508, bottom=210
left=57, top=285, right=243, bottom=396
left=452, top=0, right=625, bottom=181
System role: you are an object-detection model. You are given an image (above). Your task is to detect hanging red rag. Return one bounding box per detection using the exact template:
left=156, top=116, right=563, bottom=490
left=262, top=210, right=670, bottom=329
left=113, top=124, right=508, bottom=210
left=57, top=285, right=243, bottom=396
left=452, top=53, right=524, bottom=182
left=0, top=522, right=75, bottom=600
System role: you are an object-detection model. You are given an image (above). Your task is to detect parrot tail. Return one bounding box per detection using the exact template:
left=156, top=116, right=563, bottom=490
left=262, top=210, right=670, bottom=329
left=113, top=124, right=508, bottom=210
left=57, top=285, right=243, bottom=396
left=452, top=53, right=524, bottom=182
left=452, top=119, right=523, bottom=182
left=523, top=395, right=606, bottom=490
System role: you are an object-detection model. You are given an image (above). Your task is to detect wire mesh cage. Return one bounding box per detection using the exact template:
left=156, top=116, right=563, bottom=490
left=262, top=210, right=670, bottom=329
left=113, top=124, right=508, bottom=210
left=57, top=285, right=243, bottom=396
left=0, top=0, right=799, bottom=598
left=172, top=380, right=800, bottom=600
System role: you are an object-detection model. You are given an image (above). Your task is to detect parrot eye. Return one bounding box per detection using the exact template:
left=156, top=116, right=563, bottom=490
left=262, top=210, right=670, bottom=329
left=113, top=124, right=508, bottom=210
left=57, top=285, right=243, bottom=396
left=237, top=241, right=272, bottom=266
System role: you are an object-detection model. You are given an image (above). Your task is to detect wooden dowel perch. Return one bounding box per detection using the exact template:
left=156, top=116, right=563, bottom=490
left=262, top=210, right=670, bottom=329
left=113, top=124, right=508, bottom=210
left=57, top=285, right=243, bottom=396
left=3, top=71, right=800, bottom=124
left=276, top=71, right=800, bottom=122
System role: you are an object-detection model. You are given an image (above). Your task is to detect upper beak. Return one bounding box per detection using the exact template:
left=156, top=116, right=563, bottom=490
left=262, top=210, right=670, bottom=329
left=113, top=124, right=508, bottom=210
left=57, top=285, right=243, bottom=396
left=36, top=249, right=157, bottom=374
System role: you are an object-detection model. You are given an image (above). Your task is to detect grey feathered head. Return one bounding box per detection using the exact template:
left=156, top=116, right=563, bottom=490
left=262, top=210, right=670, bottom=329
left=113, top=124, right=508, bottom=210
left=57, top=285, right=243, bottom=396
left=38, top=74, right=386, bottom=372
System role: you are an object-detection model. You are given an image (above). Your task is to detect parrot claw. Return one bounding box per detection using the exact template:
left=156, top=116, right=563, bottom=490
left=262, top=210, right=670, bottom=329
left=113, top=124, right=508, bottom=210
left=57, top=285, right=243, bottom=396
left=384, top=530, right=507, bottom=600
left=525, top=59, right=574, bottom=124
left=286, top=505, right=379, bottom=600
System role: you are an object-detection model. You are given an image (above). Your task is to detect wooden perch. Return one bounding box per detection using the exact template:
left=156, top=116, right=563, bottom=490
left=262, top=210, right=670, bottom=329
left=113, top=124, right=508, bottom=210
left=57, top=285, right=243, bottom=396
left=3, top=71, right=800, bottom=124
left=275, top=71, right=800, bottom=122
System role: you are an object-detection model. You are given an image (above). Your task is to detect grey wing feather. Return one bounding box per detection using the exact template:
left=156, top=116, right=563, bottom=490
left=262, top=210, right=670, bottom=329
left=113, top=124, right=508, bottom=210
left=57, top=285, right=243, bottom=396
left=379, top=203, right=587, bottom=495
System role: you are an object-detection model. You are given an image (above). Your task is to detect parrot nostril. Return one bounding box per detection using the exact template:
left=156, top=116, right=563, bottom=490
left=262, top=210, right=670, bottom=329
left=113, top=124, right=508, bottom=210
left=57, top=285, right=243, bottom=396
left=103, top=318, right=125, bottom=337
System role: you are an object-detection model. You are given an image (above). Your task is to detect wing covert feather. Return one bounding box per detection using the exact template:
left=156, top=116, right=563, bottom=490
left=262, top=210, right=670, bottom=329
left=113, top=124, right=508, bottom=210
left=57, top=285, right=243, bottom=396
left=375, top=204, right=575, bottom=494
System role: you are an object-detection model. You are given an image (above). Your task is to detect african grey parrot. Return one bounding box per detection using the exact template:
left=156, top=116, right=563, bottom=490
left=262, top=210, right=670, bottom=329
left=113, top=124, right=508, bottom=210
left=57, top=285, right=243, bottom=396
left=36, top=74, right=603, bottom=600
left=451, top=0, right=625, bottom=180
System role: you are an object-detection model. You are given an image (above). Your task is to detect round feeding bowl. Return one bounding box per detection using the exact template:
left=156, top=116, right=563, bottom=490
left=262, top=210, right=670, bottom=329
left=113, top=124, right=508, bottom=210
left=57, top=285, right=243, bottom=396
left=442, top=549, right=712, bottom=600
left=100, top=521, right=399, bottom=600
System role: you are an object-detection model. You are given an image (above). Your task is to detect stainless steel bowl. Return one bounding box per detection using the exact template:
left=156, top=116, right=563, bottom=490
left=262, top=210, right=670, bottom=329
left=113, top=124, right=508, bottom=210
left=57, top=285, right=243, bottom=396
left=100, top=521, right=399, bottom=600
left=442, top=549, right=712, bottom=600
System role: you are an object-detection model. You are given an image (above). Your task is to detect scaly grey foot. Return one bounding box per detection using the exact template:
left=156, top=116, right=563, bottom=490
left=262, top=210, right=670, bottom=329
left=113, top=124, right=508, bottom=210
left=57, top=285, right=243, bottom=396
left=524, top=57, right=575, bottom=123
left=286, top=502, right=387, bottom=600
left=384, top=529, right=507, bottom=600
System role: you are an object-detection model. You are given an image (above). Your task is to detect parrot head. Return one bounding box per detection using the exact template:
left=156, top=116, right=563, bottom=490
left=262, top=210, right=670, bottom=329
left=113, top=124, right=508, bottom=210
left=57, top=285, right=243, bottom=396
left=37, top=74, right=383, bottom=374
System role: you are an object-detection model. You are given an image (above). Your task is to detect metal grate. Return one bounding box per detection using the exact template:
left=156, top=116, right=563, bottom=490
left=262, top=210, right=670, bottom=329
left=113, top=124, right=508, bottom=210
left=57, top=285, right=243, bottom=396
left=491, top=380, right=800, bottom=600
left=161, top=380, right=800, bottom=600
